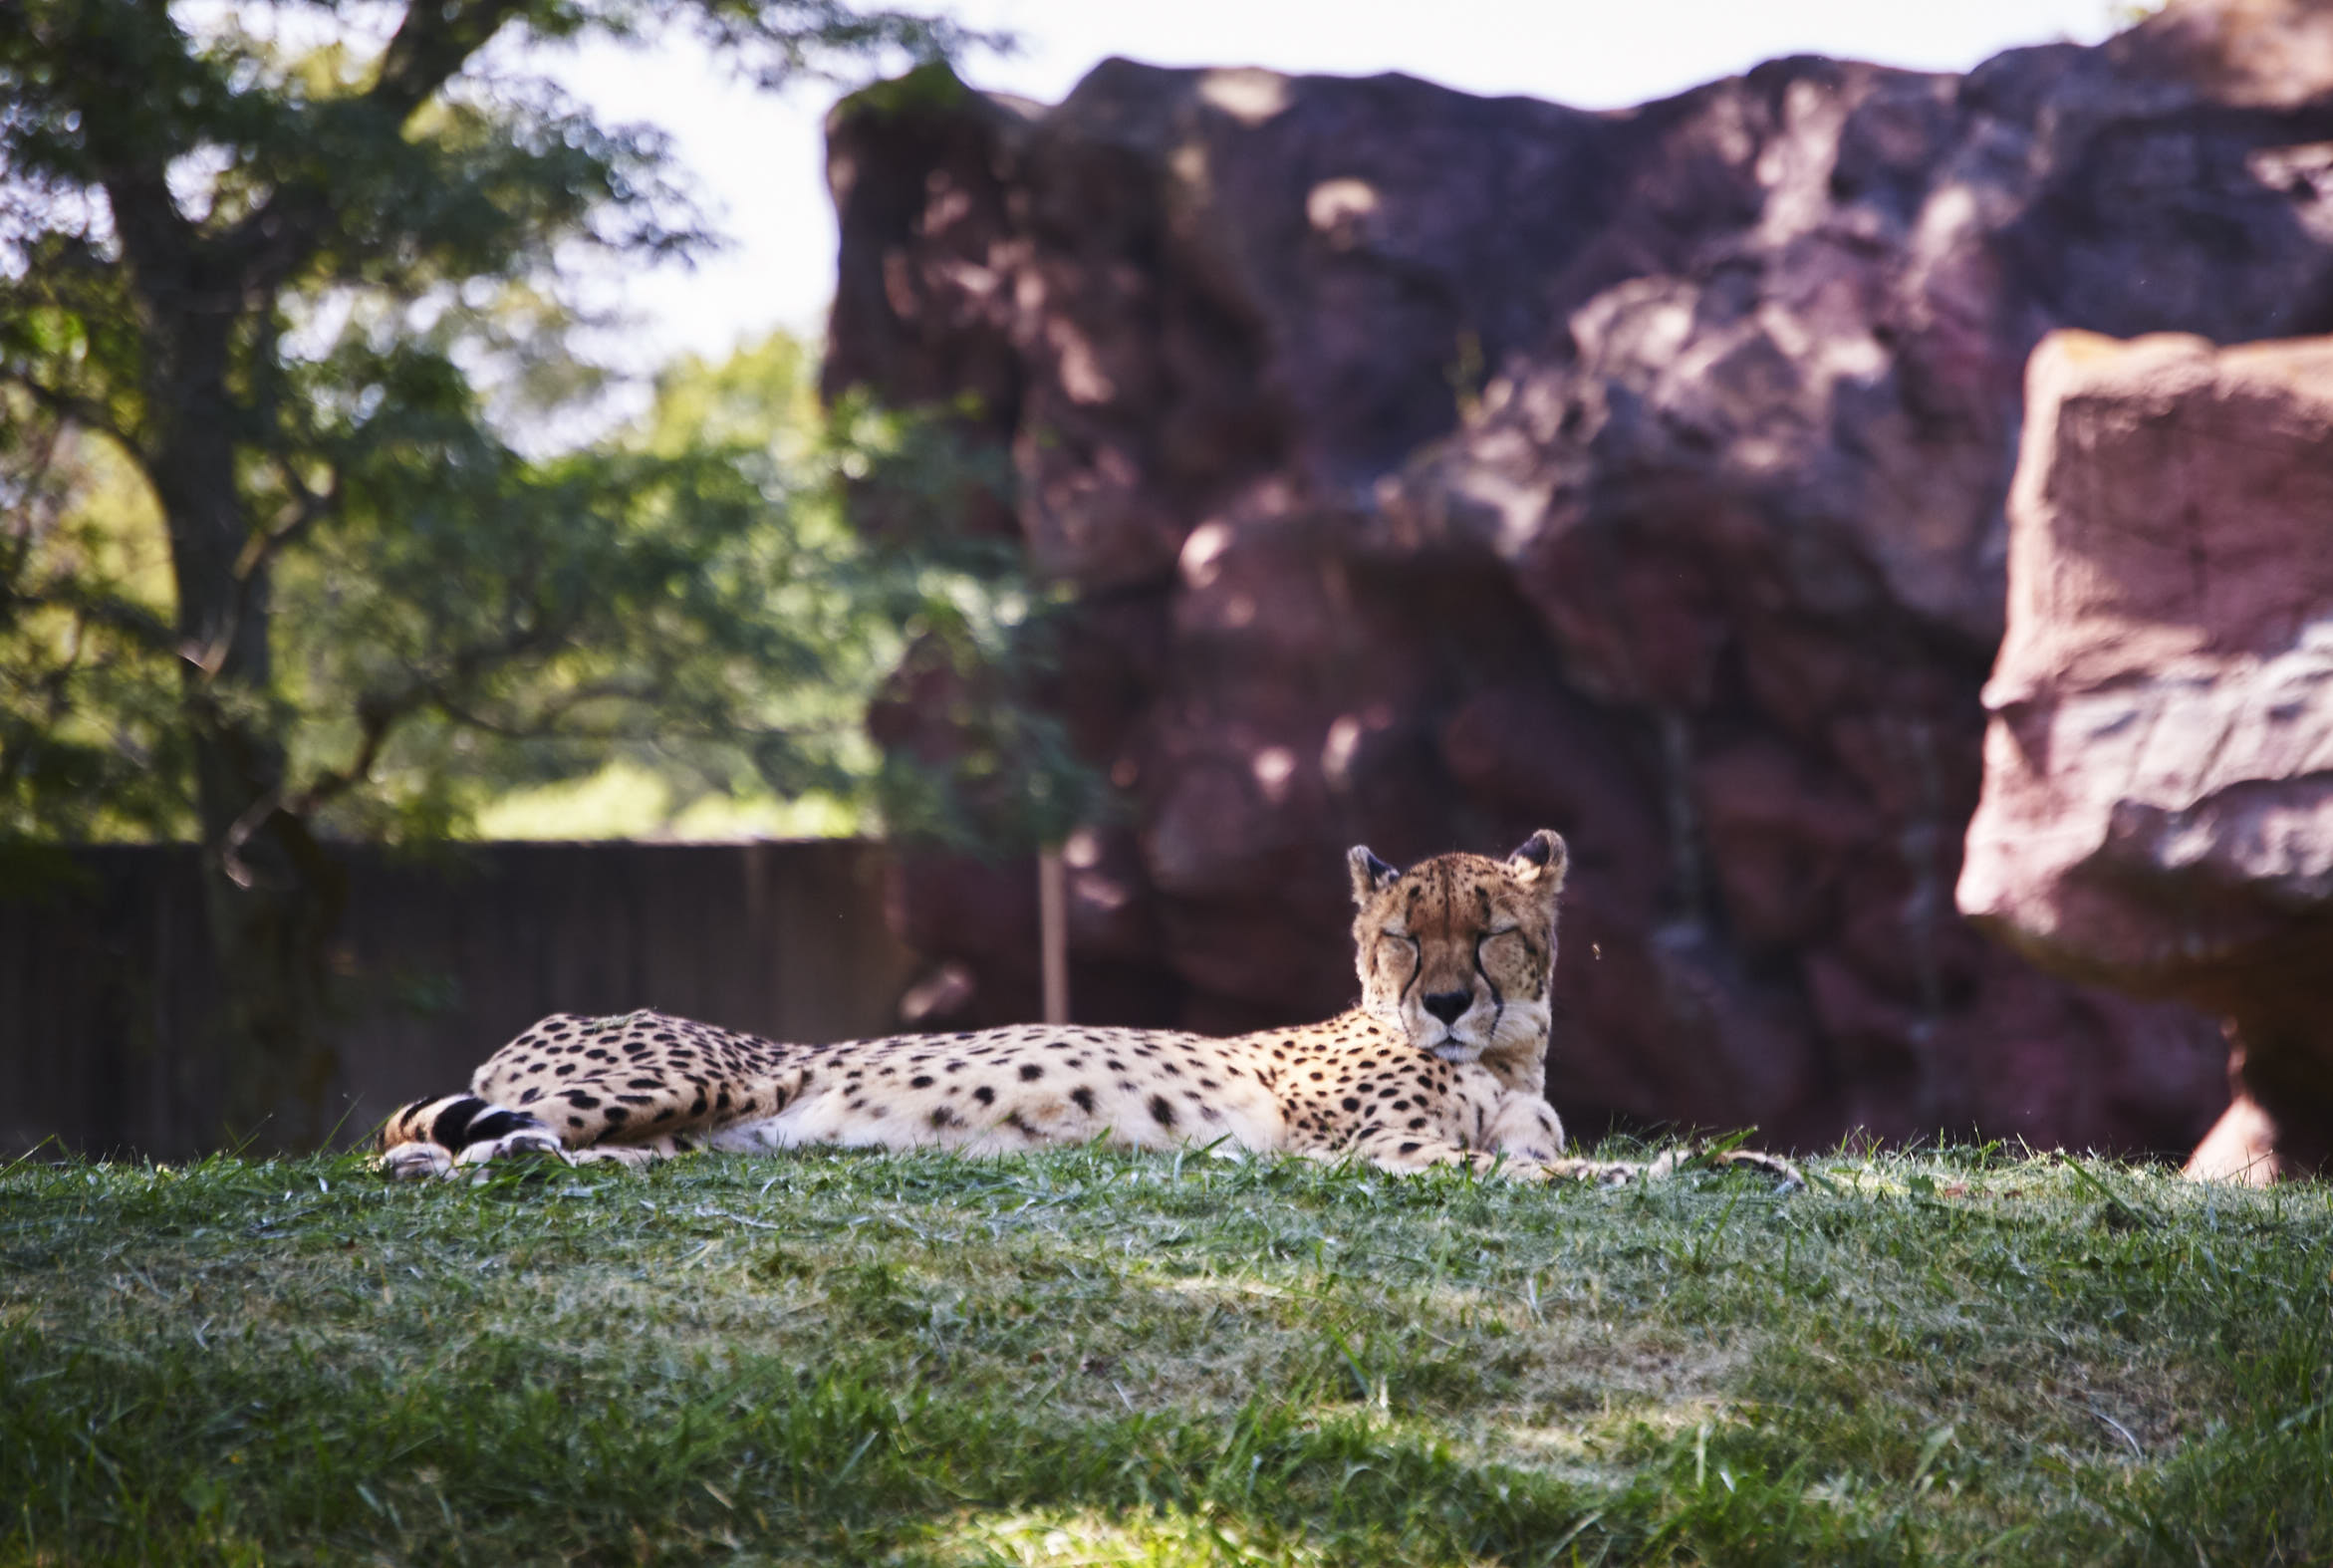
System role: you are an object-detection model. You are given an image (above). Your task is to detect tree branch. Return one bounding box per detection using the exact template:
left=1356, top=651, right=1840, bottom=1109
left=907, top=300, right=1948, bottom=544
left=371, top=0, right=537, bottom=122
left=0, top=368, right=136, bottom=451
left=283, top=616, right=560, bottom=819
left=6, top=581, right=180, bottom=656
left=233, top=455, right=342, bottom=582
left=434, top=674, right=669, bottom=739
left=221, top=0, right=536, bottom=302
left=47, top=2, right=205, bottom=310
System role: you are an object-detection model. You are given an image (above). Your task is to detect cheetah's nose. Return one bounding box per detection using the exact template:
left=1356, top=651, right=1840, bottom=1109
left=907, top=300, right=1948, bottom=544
left=1422, top=989, right=1470, bottom=1026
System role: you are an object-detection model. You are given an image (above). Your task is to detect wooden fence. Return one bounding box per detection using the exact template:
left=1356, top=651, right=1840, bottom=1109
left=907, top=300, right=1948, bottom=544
left=0, top=840, right=917, bottom=1160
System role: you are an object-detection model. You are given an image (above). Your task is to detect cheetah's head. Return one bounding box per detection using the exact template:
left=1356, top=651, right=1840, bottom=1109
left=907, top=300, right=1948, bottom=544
left=1347, top=830, right=1567, bottom=1093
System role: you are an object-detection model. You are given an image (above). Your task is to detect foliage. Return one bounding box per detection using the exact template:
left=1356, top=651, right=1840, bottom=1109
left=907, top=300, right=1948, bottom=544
left=0, top=0, right=993, bottom=849
left=0, top=0, right=1040, bottom=1144
left=0, top=403, right=190, bottom=840
left=3, top=1146, right=2328, bottom=1564
left=268, top=327, right=1039, bottom=845
left=3, top=315, right=1077, bottom=846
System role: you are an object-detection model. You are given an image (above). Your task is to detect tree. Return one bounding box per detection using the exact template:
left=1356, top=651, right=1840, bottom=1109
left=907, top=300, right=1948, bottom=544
left=0, top=0, right=988, bottom=1150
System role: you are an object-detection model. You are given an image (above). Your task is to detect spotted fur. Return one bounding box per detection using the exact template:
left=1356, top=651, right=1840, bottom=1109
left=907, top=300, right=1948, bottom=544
left=377, top=830, right=1796, bottom=1187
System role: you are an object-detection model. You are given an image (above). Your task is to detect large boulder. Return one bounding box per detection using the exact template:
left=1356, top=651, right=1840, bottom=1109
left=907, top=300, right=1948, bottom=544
left=1960, top=329, right=2333, bottom=1180
left=822, top=0, right=2333, bottom=1152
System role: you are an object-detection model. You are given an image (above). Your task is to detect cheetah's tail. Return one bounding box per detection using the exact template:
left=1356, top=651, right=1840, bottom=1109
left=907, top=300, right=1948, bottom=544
left=376, top=1095, right=568, bottom=1181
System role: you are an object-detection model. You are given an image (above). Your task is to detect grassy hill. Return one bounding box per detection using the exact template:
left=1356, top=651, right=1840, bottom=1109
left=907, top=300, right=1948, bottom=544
left=2, top=1147, right=2326, bottom=1564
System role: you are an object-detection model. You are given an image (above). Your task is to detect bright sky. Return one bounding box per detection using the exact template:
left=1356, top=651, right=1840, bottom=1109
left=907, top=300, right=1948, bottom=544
left=544, top=0, right=2125, bottom=373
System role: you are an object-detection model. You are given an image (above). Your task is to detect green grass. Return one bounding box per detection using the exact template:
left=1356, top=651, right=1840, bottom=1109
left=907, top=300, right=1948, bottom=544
left=2, top=1146, right=2327, bottom=1565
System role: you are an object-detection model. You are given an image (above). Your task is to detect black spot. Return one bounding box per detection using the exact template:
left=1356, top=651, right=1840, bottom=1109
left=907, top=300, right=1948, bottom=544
left=1019, top=1063, right=1044, bottom=1082
left=1342, top=1097, right=1361, bottom=1113
left=566, top=1092, right=602, bottom=1110
left=973, top=1086, right=996, bottom=1106
left=1150, top=1095, right=1177, bottom=1130
left=910, top=1075, right=934, bottom=1089
left=1071, top=1086, right=1098, bottom=1114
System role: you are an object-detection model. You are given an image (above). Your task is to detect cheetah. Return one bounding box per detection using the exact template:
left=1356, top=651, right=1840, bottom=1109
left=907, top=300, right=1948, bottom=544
left=377, top=830, right=1796, bottom=1186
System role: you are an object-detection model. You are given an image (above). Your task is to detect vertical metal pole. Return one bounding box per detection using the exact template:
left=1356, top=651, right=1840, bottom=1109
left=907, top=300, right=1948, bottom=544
left=1037, top=844, right=1069, bottom=1024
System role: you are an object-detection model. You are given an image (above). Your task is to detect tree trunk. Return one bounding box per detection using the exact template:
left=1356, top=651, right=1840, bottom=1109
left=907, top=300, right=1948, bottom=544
left=187, top=724, right=349, bottom=1152
left=151, top=316, right=348, bottom=1152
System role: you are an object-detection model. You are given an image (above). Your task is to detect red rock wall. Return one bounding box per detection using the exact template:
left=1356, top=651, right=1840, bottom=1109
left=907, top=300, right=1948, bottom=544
left=823, top=1, right=2333, bottom=1154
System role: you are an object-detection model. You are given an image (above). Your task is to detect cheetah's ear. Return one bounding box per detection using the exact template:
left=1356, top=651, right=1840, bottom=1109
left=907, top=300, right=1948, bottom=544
left=1348, top=845, right=1399, bottom=903
left=1506, top=830, right=1568, bottom=899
